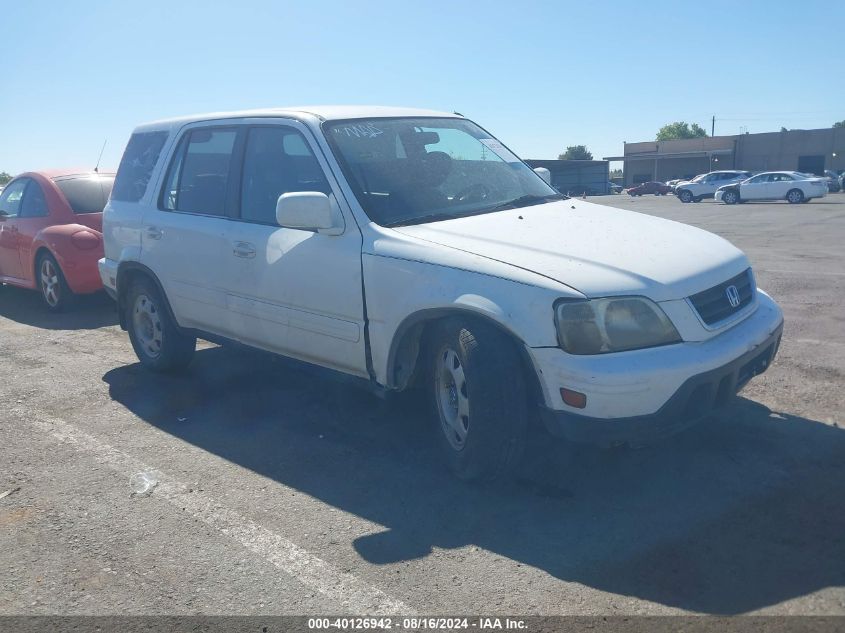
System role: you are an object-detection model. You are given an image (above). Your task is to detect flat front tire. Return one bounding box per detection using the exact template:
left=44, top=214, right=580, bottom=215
left=428, top=319, right=528, bottom=481
left=125, top=277, right=196, bottom=372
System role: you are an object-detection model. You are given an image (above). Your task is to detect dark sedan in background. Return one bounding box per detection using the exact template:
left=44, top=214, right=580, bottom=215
left=626, top=181, right=672, bottom=196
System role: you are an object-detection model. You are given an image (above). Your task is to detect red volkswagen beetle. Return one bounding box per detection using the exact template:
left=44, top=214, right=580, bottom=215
left=0, top=170, right=114, bottom=311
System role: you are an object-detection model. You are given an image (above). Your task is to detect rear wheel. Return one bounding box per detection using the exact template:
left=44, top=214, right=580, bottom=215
left=678, top=190, right=693, bottom=203
left=786, top=188, right=804, bottom=204
left=38, top=253, right=73, bottom=312
left=125, top=277, right=196, bottom=372
left=428, top=319, right=528, bottom=481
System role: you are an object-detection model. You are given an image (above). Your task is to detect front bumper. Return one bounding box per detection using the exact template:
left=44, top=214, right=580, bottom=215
left=539, top=323, right=781, bottom=445
left=714, top=190, right=726, bottom=202
left=528, top=291, right=783, bottom=445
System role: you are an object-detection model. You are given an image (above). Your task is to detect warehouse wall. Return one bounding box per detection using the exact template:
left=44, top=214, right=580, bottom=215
left=621, top=127, right=844, bottom=184
left=525, top=159, right=611, bottom=195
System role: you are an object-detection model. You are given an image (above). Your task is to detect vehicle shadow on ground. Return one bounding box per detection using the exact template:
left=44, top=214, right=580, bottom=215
left=0, top=285, right=117, bottom=330
left=102, top=345, right=845, bottom=614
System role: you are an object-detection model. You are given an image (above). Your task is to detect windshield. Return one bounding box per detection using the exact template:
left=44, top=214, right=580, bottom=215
left=323, top=117, right=560, bottom=226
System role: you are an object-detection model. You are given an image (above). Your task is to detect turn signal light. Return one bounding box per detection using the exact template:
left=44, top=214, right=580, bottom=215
left=560, top=387, right=587, bottom=409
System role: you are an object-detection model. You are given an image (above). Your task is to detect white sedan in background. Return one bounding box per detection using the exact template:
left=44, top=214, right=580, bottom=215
left=715, top=171, right=828, bottom=204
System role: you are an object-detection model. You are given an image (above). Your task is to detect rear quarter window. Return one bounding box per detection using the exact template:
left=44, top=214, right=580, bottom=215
left=112, top=131, right=169, bottom=202
left=55, top=175, right=115, bottom=213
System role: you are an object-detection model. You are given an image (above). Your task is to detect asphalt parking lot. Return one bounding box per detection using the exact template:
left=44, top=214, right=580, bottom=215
left=1, top=193, right=844, bottom=616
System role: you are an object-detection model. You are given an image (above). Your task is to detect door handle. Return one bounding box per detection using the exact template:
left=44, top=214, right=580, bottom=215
left=233, top=241, right=256, bottom=259
left=146, top=226, right=163, bottom=240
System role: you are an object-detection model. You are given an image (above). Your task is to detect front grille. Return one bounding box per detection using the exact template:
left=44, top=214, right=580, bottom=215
left=689, top=268, right=754, bottom=326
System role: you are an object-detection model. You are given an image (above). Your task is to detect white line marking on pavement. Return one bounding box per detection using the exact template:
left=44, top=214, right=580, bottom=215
left=19, top=409, right=411, bottom=615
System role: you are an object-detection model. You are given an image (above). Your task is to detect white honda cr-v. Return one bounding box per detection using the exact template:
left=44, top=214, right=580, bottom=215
left=100, top=106, right=783, bottom=480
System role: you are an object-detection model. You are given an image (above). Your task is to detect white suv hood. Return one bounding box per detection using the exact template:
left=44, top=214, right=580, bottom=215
left=392, top=200, right=749, bottom=302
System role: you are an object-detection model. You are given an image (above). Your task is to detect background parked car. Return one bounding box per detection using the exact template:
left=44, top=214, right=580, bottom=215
left=715, top=171, right=828, bottom=205
left=608, top=181, right=623, bottom=194
left=0, top=170, right=114, bottom=310
left=626, top=181, right=672, bottom=196
left=823, top=170, right=841, bottom=192
left=675, top=170, right=752, bottom=203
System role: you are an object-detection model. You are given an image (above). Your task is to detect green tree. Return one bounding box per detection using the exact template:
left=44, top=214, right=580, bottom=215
left=558, top=145, right=593, bottom=160
left=833, top=120, right=845, bottom=128
left=0, top=172, right=12, bottom=185
left=609, top=168, right=623, bottom=179
left=655, top=122, right=708, bottom=141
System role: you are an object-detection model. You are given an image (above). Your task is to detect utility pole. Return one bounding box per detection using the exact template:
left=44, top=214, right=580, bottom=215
left=711, top=115, right=715, bottom=137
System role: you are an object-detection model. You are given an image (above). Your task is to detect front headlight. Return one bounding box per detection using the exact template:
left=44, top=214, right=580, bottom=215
left=555, top=296, right=681, bottom=355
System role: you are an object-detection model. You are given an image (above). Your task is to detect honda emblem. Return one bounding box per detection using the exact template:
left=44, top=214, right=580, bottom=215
left=726, top=285, right=741, bottom=308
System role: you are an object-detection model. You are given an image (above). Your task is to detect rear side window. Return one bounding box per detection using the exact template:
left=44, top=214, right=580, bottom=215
left=20, top=180, right=49, bottom=217
left=162, top=128, right=237, bottom=216
left=239, top=126, right=330, bottom=224
left=55, top=175, right=115, bottom=213
left=112, top=131, right=169, bottom=202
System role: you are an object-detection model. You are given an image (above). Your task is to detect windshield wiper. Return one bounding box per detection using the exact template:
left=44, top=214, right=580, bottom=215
left=484, top=193, right=564, bottom=213
left=386, top=211, right=469, bottom=227
left=385, top=194, right=565, bottom=228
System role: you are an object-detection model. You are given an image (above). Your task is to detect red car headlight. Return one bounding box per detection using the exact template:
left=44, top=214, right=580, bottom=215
left=71, top=230, right=101, bottom=251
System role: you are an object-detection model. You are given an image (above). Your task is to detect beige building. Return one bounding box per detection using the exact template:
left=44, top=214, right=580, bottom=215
left=606, top=127, right=845, bottom=186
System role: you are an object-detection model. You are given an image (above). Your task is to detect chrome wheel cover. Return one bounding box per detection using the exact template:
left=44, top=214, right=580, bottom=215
left=132, top=294, right=163, bottom=359
left=436, top=346, right=470, bottom=451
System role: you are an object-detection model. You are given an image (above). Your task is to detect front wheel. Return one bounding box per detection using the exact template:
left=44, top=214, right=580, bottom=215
left=678, top=190, right=693, bottom=203
left=722, top=190, right=739, bottom=205
left=125, top=277, right=196, bottom=372
left=786, top=189, right=804, bottom=204
left=428, top=319, right=528, bottom=481
left=38, top=253, right=73, bottom=312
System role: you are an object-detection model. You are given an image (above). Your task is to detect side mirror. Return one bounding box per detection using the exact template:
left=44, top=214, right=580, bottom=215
left=275, top=192, right=342, bottom=235
left=533, top=167, right=552, bottom=185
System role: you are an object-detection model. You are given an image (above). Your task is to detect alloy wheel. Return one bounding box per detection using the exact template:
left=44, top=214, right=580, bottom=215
left=40, top=258, right=60, bottom=307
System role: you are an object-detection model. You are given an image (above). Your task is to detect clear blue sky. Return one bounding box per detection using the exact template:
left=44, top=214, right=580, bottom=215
left=2, top=0, right=843, bottom=174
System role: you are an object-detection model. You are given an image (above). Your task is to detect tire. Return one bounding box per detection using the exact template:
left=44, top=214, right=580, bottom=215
left=37, top=252, right=74, bottom=312
left=786, top=189, right=804, bottom=204
left=693, top=196, right=702, bottom=203
left=678, top=190, right=693, bottom=203
left=125, top=277, right=196, bottom=372
left=722, top=190, right=739, bottom=205
left=428, top=318, right=528, bottom=481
